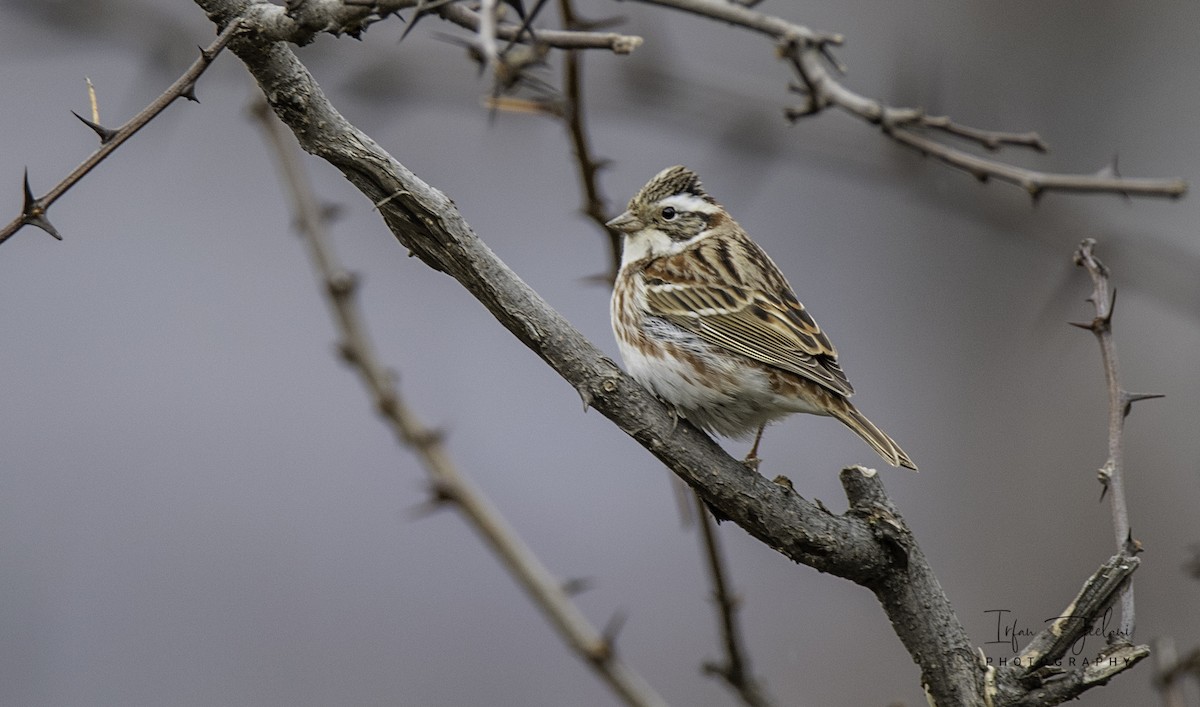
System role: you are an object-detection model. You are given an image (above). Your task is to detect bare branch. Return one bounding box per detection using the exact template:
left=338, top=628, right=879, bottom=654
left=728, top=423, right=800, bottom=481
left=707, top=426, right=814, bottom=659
left=1073, top=238, right=1160, bottom=639
left=631, top=0, right=1187, bottom=200
left=558, top=0, right=619, bottom=278
left=440, top=2, right=643, bottom=54
left=251, top=100, right=670, bottom=707
left=0, top=20, right=240, bottom=246
left=477, top=0, right=501, bottom=73
left=695, top=495, right=775, bottom=707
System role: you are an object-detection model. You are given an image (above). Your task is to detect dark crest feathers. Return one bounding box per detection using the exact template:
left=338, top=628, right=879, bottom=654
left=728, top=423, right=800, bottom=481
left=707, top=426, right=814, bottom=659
left=633, top=165, right=715, bottom=207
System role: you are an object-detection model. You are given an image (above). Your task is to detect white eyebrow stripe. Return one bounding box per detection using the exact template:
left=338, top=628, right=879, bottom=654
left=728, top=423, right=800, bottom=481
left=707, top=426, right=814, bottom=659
left=659, top=194, right=717, bottom=213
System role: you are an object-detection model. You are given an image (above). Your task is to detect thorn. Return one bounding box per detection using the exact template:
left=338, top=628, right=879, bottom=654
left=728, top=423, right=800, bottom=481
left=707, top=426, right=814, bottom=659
left=1124, top=529, right=1143, bottom=556
left=336, top=340, right=358, bottom=364
left=562, top=577, right=593, bottom=596
left=813, top=497, right=830, bottom=514
left=400, top=0, right=460, bottom=42
left=1122, top=391, right=1165, bottom=407
left=577, top=385, right=593, bottom=411
left=1097, top=460, right=1114, bottom=500
left=1068, top=320, right=1097, bottom=332
left=198, top=44, right=215, bottom=62
left=600, top=610, right=627, bottom=651
left=71, top=110, right=118, bottom=144
left=326, top=270, right=359, bottom=297
left=407, top=424, right=446, bottom=450
left=428, top=478, right=456, bottom=505
left=320, top=203, right=344, bottom=223
left=772, top=475, right=795, bottom=493
left=180, top=81, right=199, bottom=103
left=20, top=170, right=62, bottom=240
left=407, top=480, right=456, bottom=518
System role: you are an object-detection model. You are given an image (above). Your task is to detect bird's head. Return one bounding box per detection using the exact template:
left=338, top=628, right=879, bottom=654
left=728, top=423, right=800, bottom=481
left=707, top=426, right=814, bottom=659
left=607, top=166, right=724, bottom=266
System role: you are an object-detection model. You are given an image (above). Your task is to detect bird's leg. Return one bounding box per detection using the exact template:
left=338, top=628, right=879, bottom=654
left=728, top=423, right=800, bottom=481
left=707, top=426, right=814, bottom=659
left=743, top=423, right=766, bottom=471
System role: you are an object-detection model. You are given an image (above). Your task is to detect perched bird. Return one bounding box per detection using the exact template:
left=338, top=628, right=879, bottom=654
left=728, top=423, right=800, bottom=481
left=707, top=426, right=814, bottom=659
left=608, top=166, right=916, bottom=470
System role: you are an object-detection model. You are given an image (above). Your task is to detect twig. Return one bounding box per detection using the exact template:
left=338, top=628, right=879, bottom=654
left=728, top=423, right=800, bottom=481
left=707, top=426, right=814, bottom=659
left=440, top=2, right=643, bottom=54
left=694, top=494, right=775, bottom=707
left=630, top=0, right=1187, bottom=200
left=477, top=0, right=501, bottom=75
left=1071, top=238, right=1161, bottom=639
left=0, top=20, right=241, bottom=246
left=557, top=0, right=619, bottom=278
left=251, top=101, right=670, bottom=707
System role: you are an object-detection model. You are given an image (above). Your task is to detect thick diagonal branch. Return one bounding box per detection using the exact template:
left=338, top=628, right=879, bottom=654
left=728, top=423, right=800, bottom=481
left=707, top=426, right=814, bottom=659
left=195, top=2, right=985, bottom=702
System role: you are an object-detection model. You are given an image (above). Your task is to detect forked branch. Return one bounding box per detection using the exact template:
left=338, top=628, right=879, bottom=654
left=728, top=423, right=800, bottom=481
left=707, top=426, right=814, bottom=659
left=630, top=0, right=1187, bottom=200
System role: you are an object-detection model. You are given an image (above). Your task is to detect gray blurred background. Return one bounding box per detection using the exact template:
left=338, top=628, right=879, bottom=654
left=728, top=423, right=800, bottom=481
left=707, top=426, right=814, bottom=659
left=1, top=1, right=1198, bottom=705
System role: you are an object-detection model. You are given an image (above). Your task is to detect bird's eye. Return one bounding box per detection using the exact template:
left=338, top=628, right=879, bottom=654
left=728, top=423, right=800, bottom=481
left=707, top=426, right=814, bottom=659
left=661, top=206, right=677, bottom=220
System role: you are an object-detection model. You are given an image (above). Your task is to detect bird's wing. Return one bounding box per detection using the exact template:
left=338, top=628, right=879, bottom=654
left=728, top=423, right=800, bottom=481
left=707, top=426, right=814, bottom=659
left=643, top=238, right=854, bottom=397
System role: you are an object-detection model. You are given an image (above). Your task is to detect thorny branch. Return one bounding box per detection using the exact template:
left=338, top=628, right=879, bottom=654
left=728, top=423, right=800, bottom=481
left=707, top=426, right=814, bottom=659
left=694, top=495, right=775, bottom=707
left=630, top=0, right=1187, bottom=200
left=252, top=101, right=668, bottom=707
left=3, top=0, right=1164, bottom=702
left=0, top=19, right=241, bottom=246
left=1071, top=238, right=1161, bottom=640
left=276, top=0, right=645, bottom=52
left=557, top=0, right=619, bottom=278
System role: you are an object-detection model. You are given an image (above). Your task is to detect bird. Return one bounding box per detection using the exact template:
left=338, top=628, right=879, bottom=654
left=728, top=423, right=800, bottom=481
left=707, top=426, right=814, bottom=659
left=608, top=165, right=916, bottom=471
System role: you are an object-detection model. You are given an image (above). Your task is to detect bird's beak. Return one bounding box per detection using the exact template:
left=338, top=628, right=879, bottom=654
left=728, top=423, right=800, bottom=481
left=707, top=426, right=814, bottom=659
left=606, top=211, right=644, bottom=234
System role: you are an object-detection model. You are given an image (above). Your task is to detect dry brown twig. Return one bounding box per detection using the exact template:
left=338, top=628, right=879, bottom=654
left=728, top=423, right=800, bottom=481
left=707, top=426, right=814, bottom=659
left=630, top=0, right=1187, bottom=200
left=557, top=0, right=620, bottom=277
left=1071, top=238, right=1161, bottom=638
left=694, top=494, right=775, bottom=707
left=0, top=19, right=242, bottom=246
left=251, top=100, right=669, bottom=707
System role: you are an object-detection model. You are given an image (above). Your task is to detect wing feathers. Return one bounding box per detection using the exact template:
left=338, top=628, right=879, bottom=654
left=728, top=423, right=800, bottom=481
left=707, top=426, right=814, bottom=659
left=643, top=234, right=854, bottom=397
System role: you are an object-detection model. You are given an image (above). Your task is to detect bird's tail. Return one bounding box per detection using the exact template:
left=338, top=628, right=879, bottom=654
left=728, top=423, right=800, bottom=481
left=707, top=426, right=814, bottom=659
left=828, top=399, right=918, bottom=471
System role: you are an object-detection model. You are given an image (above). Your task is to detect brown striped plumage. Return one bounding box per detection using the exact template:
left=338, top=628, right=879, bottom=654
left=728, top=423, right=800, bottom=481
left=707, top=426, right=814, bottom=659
left=608, top=166, right=916, bottom=470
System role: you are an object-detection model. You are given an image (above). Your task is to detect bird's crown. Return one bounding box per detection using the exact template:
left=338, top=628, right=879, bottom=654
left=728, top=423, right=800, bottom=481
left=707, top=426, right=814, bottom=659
left=631, top=165, right=715, bottom=208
